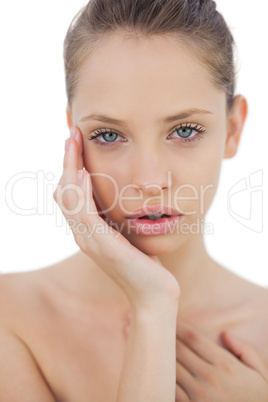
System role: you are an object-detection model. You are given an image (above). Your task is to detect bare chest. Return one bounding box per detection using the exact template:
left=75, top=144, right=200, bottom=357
left=21, top=296, right=268, bottom=402
left=178, top=301, right=268, bottom=364
left=22, top=302, right=128, bottom=402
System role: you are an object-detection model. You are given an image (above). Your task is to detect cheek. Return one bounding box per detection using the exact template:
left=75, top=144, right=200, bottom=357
left=83, top=151, right=126, bottom=211
left=170, top=144, right=224, bottom=216
left=197, top=142, right=225, bottom=215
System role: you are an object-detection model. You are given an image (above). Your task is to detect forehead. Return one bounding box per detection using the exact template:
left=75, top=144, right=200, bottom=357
left=73, top=32, right=225, bottom=119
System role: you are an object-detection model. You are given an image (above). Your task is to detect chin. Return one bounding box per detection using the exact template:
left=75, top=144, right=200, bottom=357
left=123, top=231, right=188, bottom=257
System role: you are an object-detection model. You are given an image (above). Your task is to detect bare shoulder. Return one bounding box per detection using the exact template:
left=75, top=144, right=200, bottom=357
left=0, top=269, right=45, bottom=329
left=252, top=284, right=268, bottom=365
left=0, top=251, right=98, bottom=330
left=0, top=253, right=127, bottom=401
left=0, top=250, right=112, bottom=330
left=0, top=270, right=56, bottom=401
left=237, top=281, right=268, bottom=366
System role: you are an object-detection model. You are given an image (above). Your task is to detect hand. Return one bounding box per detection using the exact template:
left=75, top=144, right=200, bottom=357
left=175, top=321, right=268, bottom=401
left=53, top=126, right=180, bottom=309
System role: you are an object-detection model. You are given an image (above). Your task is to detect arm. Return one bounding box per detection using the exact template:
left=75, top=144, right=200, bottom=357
left=117, top=300, right=179, bottom=402
left=0, top=325, right=55, bottom=402
left=55, top=127, right=181, bottom=400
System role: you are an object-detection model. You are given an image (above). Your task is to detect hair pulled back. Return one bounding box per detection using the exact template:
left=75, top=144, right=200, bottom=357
left=64, top=0, right=236, bottom=109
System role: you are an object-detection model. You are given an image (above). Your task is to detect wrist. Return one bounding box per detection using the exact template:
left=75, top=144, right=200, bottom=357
left=130, top=297, right=179, bottom=320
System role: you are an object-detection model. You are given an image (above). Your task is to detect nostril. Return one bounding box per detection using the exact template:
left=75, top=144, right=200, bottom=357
left=134, top=184, right=169, bottom=196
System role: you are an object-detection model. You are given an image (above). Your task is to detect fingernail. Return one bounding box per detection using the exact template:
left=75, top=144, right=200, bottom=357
left=65, top=139, right=70, bottom=152
left=70, top=127, right=76, bottom=139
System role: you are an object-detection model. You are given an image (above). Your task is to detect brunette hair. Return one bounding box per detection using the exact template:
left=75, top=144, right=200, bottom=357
left=64, top=0, right=237, bottom=109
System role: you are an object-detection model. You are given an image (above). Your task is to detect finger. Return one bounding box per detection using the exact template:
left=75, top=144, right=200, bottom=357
left=63, top=136, right=79, bottom=172
left=70, top=126, right=84, bottom=171
left=175, top=381, right=190, bottom=402
left=54, top=136, right=99, bottom=238
left=60, top=168, right=113, bottom=261
left=222, top=331, right=268, bottom=379
left=175, top=359, right=195, bottom=401
left=76, top=170, right=120, bottom=252
left=177, top=321, right=223, bottom=365
left=55, top=138, right=82, bottom=213
left=176, top=336, right=212, bottom=377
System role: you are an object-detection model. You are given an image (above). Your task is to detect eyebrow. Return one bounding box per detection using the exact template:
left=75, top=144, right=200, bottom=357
left=79, top=108, right=214, bottom=127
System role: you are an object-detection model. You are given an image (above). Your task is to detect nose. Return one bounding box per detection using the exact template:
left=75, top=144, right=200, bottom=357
left=130, top=148, right=172, bottom=196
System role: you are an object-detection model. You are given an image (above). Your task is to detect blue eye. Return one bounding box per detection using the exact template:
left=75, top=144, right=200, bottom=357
left=102, top=132, right=118, bottom=142
left=88, top=129, right=123, bottom=145
left=177, top=127, right=193, bottom=139
left=88, top=122, right=207, bottom=147
left=169, top=123, right=206, bottom=143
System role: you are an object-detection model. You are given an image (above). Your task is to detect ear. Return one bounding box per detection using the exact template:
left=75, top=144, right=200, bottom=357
left=66, top=107, right=72, bottom=130
left=224, top=95, right=248, bottom=159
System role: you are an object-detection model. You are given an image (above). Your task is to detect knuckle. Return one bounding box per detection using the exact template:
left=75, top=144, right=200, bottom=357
left=62, top=193, right=73, bottom=210
left=53, top=187, right=59, bottom=202
left=202, top=369, right=218, bottom=387
left=221, top=355, right=235, bottom=375
left=69, top=220, right=87, bottom=236
left=246, top=343, right=255, bottom=355
left=192, top=384, right=209, bottom=400
left=56, top=183, right=80, bottom=211
left=76, top=239, right=87, bottom=254
left=73, top=233, right=88, bottom=253
left=79, top=213, right=90, bottom=226
left=186, top=329, right=198, bottom=343
left=66, top=217, right=77, bottom=228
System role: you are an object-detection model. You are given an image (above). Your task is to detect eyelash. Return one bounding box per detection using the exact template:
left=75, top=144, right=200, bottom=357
left=87, top=123, right=207, bottom=147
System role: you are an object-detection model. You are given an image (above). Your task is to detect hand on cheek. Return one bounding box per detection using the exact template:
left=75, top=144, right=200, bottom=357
left=70, top=126, right=84, bottom=170
left=70, top=126, right=107, bottom=221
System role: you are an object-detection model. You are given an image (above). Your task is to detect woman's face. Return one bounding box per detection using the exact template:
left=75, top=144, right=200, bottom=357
left=69, top=33, right=237, bottom=255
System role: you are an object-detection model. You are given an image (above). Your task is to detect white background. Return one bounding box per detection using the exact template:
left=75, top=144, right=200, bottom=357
left=1, top=1, right=267, bottom=286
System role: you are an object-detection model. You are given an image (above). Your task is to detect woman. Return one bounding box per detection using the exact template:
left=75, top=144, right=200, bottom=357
left=1, top=0, right=268, bottom=400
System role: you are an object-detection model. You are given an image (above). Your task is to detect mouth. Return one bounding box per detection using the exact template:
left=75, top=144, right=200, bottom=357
left=126, top=206, right=182, bottom=220
left=125, top=206, right=183, bottom=236
left=138, top=213, right=171, bottom=221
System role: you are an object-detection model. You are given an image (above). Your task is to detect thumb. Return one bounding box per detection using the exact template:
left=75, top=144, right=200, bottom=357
left=222, top=331, right=266, bottom=374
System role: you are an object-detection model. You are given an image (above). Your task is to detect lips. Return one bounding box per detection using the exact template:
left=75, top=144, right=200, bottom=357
left=126, top=206, right=183, bottom=236
left=139, top=213, right=170, bottom=221
left=126, top=205, right=182, bottom=220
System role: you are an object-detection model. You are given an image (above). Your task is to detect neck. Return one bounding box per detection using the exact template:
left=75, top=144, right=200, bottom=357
left=69, top=234, right=220, bottom=314
left=158, top=235, right=219, bottom=312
